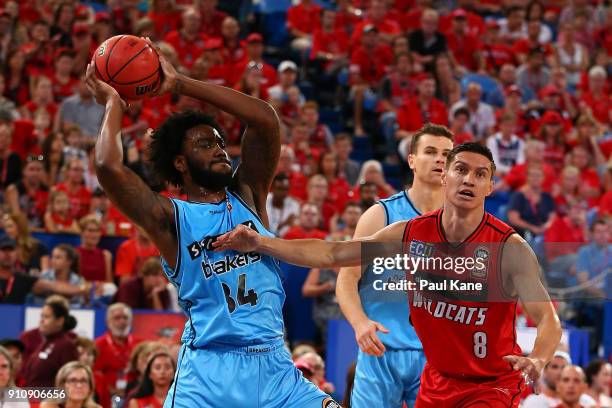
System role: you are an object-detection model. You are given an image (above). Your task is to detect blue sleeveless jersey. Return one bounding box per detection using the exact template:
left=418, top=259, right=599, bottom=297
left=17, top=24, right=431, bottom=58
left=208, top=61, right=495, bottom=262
left=359, top=190, right=422, bottom=350
left=161, top=191, right=285, bottom=348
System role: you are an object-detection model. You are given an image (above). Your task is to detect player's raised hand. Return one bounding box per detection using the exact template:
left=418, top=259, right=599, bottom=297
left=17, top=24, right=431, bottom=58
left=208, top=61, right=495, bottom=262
left=85, top=62, right=126, bottom=109
left=503, top=355, right=544, bottom=384
left=213, top=224, right=261, bottom=253
left=142, top=37, right=178, bottom=96
left=354, top=319, right=390, bottom=357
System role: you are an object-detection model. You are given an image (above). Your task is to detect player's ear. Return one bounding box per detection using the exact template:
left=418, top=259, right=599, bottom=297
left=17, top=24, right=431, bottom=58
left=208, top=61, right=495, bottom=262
left=407, top=153, right=416, bottom=170
left=174, top=155, right=186, bottom=173
left=486, top=177, right=494, bottom=196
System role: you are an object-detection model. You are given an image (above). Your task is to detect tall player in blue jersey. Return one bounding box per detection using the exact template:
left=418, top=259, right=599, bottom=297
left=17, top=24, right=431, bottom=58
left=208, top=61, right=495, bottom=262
left=85, top=44, right=339, bottom=407
left=337, top=124, right=453, bottom=407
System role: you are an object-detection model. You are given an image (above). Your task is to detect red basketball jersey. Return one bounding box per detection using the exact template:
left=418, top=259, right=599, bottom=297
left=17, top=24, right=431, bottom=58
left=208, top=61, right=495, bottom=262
left=402, top=209, right=522, bottom=380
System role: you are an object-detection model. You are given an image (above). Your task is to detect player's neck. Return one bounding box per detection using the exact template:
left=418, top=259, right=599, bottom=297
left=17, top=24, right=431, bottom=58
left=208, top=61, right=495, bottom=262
left=185, top=185, right=227, bottom=203
left=407, top=183, right=444, bottom=214
left=441, top=203, right=485, bottom=242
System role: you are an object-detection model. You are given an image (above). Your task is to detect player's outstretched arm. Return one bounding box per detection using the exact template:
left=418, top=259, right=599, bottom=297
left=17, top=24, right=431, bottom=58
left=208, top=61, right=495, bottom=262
left=502, top=234, right=562, bottom=383
left=337, top=204, right=390, bottom=357
left=86, top=63, right=177, bottom=268
left=147, top=39, right=280, bottom=224
left=213, top=222, right=407, bottom=268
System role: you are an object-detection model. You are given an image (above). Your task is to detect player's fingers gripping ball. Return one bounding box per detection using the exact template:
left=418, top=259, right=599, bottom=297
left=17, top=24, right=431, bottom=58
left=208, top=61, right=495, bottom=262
left=93, top=35, right=161, bottom=101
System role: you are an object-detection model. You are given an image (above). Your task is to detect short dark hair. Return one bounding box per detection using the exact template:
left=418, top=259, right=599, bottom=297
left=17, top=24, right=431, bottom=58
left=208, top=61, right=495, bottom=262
left=273, top=172, right=289, bottom=183
left=410, top=123, right=454, bottom=154
left=335, top=133, right=352, bottom=143
left=445, top=142, right=497, bottom=177
left=584, top=359, right=609, bottom=386
left=591, top=218, right=608, bottom=232
left=148, top=110, right=224, bottom=186
left=453, top=107, right=470, bottom=119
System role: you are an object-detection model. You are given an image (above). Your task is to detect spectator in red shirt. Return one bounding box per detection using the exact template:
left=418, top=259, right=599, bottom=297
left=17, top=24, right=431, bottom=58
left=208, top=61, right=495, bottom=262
left=94, top=303, right=138, bottom=408
left=481, top=20, right=516, bottom=77
left=310, top=9, right=350, bottom=75
left=283, top=203, right=328, bottom=240
left=147, top=0, right=181, bottom=40
left=580, top=66, right=611, bottom=126
left=22, top=20, right=54, bottom=77
left=4, top=49, right=29, bottom=106
left=126, top=352, right=175, bottom=408
left=234, top=62, right=269, bottom=101
left=197, top=0, right=227, bottom=38
left=544, top=199, right=588, bottom=267
left=92, top=12, right=114, bottom=48
left=318, top=151, right=351, bottom=213
left=21, top=295, right=79, bottom=387
left=306, top=174, right=338, bottom=232
left=220, top=16, right=245, bottom=66
left=231, top=33, right=278, bottom=89
left=44, top=189, right=80, bottom=234
left=163, top=8, right=207, bottom=70
left=444, top=9, right=483, bottom=72
left=20, top=76, right=57, bottom=129
left=502, top=140, right=557, bottom=192
left=569, top=145, right=603, bottom=206
left=351, top=0, right=401, bottom=47
left=287, top=0, right=321, bottom=52
left=289, top=120, right=320, bottom=175
left=513, top=18, right=554, bottom=66
left=54, top=158, right=92, bottom=220
left=115, top=229, right=159, bottom=283
left=77, top=215, right=112, bottom=283
left=552, top=165, right=582, bottom=216
left=396, top=74, right=448, bottom=138
left=114, top=257, right=170, bottom=311
left=439, top=1, right=485, bottom=37
left=496, top=85, right=528, bottom=137
left=278, top=145, right=308, bottom=201
left=350, top=25, right=393, bottom=136
left=52, top=48, right=79, bottom=103
left=537, top=110, right=568, bottom=173
left=301, top=101, right=334, bottom=152
left=449, top=107, right=475, bottom=145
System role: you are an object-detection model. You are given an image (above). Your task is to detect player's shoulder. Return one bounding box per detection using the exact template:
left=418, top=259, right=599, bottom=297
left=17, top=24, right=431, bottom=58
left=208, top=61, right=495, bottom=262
left=483, top=212, right=516, bottom=238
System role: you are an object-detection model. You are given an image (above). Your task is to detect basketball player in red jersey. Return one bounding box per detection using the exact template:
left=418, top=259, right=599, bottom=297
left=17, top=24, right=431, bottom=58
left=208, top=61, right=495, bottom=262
left=214, top=142, right=562, bottom=407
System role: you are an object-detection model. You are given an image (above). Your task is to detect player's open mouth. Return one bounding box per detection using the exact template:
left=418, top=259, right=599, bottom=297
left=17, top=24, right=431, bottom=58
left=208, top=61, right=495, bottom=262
left=432, top=168, right=444, bottom=173
left=458, top=190, right=474, bottom=197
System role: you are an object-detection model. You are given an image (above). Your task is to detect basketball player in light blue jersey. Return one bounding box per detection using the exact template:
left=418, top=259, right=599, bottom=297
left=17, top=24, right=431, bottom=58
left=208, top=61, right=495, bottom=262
left=336, top=124, right=454, bottom=407
left=85, top=42, right=339, bottom=408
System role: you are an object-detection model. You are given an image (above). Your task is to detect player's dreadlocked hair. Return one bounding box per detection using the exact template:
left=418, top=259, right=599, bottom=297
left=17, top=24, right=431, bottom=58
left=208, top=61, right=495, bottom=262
left=445, top=142, right=497, bottom=178
left=147, top=110, right=225, bottom=187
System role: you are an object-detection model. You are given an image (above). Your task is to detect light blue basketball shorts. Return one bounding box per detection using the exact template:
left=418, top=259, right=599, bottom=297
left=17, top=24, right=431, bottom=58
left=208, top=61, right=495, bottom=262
left=164, top=339, right=340, bottom=408
left=351, top=348, right=426, bottom=408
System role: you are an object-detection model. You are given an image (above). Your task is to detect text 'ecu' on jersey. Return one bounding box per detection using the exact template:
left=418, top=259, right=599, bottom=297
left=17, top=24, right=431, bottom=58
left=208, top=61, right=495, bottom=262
left=161, top=191, right=285, bottom=348
left=359, top=190, right=422, bottom=350
left=402, top=209, right=522, bottom=379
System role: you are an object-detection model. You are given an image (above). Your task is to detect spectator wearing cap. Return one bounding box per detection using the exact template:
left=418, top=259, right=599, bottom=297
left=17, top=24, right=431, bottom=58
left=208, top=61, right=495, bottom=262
left=0, top=236, right=91, bottom=305
left=219, top=17, right=245, bottom=66
left=287, top=0, right=322, bottom=52
left=444, top=9, right=484, bottom=73
left=70, top=22, right=95, bottom=76
left=310, top=9, right=349, bottom=77
left=497, top=85, right=528, bottom=137
left=516, top=46, right=550, bottom=102
left=536, top=110, right=568, bottom=173
left=522, top=351, right=571, bottom=407
left=554, top=21, right=590, bottom=93
left=50, top=2, right=75, bottom=48
left=486, top=112, right=525, bottom=176
left=92, top=12, right=113, bottom=48
left=197, top=0, right=227, bottom=38
left=449, top=82, right=496, bottom=140
left=580, top=66, right=611, bottom=127
left=56, top=73, right=105, bottom=140
left=266, top=173, right=301, bottom=237
left=395, top=74, right=448, bottom=139
left=268, top=60, right=304, bottom=108
left=163, top=8, right=207, bottom=70
left=52, top=48, right=79, bottom=103
left=439, top=0, right=486, bottom=37
left=349, top=24, right=394, bottom=136
left=513, top=18, right=554, bottom=66
left=350, top=0, right=401, bottom=47
left=480, top=19, right=516, bottom=76
left=542, top=69, right=579, bottom=122
left=497, top=6, right=526, bottom=43
left=147, top=0, right=180, bottom=40
left=1, top=212, right=49, bottom=275
left=231, top=33, right=277, bottom=88
left=409, top=9, right=448, bottom=73
left=0, top=109, right=21, bottom=189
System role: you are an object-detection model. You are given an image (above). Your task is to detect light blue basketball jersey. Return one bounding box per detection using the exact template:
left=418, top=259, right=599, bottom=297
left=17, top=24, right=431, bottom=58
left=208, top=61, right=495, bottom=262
left=161, top=190, right=285, bottom=348
left=359, top=190, right=422, bottom=350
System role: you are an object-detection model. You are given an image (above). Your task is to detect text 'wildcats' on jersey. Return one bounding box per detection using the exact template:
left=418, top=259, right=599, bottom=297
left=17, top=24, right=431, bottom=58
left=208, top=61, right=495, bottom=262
left=161, top=191, right=285, bottom=348
left=402, top=209, right=522, bottom=379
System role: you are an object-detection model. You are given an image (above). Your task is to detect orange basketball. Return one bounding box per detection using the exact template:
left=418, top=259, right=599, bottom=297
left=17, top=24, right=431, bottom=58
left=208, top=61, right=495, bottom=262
left=93, top=35, right=161, bottom=100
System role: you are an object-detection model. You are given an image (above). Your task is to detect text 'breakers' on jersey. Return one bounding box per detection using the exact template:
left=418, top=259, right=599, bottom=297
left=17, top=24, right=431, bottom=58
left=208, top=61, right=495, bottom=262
left=160, top=191, right=285, bottom=348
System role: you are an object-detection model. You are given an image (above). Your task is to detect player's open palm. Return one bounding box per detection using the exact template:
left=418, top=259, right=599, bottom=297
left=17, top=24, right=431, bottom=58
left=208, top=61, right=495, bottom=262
left=85, top=62, right=126, bottom=109
left=213, top=224, right=261, bottom=253
left=355, top=319, right=390, bottom=357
